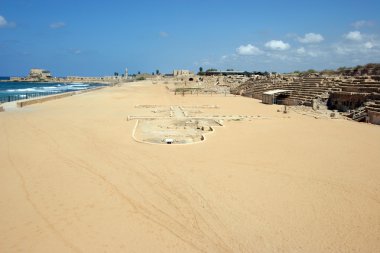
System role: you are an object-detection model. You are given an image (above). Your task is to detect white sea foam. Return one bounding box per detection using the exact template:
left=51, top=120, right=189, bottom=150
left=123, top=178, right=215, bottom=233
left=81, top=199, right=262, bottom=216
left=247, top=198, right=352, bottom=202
left=69, top=86, right=88, bottom=90
left=7, top=88, right=39, bottom=92
left=3, top=83, right=95, bottom=95
left=71, top=85, right=89, bottom=88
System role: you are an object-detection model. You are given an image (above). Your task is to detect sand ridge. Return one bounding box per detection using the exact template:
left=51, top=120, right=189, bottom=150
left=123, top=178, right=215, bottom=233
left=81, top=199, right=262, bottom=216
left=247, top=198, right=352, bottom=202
left=0, top=80, right=379, bottom=252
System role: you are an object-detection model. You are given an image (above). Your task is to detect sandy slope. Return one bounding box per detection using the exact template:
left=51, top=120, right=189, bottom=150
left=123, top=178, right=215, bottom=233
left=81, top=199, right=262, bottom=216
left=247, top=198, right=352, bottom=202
left=0, top=81, right=379, bottom=252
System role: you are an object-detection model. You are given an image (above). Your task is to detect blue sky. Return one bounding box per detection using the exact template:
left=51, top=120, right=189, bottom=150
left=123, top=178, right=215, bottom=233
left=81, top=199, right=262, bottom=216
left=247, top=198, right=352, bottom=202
left=1, top=0, right=380, bottom=76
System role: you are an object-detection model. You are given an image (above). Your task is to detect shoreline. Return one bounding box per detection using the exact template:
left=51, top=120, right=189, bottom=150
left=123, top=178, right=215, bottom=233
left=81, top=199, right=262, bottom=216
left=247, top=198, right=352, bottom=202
left=0, top=79, right=116, bottom=84
left=0, top=81, right=115, bottom=104
left=0, top=84, right=112, bottom=111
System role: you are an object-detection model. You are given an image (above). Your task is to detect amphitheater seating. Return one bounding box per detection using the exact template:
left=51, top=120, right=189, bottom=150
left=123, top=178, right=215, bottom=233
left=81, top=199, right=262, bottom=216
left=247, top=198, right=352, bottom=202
left=235, top=77, right=335, bottom=105
left=366, top=100, right=380, bottom=112
left=233, top=76, right=380, bottom=115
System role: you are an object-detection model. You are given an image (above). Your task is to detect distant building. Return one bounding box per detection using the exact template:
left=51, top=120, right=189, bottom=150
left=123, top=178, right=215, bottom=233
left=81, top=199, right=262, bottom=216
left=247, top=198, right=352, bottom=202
left=203, top=70, right=250, bottom=76
left=28, top=69, right=52, bottom=80
left=173, top=70, right=193, bottom=76
left=125, top=68, right=128, bottom=79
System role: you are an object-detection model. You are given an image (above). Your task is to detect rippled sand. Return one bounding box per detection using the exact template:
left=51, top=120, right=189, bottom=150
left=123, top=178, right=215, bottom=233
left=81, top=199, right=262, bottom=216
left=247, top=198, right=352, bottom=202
left=1, top=80, right=379, bottom=252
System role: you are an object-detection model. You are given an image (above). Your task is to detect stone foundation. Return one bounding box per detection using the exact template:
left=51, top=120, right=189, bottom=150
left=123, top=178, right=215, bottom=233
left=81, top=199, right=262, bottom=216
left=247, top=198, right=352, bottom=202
left=327, top=92, right=368, bottom=112
left=368, top=110, right=380, bottom=125
left=17, top=92, right=75, bottom=108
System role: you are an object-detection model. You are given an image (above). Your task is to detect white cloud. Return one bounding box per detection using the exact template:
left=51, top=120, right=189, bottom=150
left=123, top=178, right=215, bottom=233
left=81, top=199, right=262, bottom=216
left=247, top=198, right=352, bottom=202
left=50, top=22, right=65, bottom=29
left=296, top=47, right=321, bottom=57
left=265, top=40, right=290, bottom=50
left=363, top=42, right=374, bottom=49
left=352, top=20, right=374, bottom=29
left=345, top=31, right=363, bottom=41
left=266, top=52, right=300, bottom=62
left=0, top=16, right=7, bottom=27
left=68, top=48, right=84, bottom=55
left=159, top=31, right=169, bottom=37
left=334, top=39, right=379, bottom=55
left=298, top=33, right=324, bottom=43
left=334, top=45, right=353, bottom=55
left=0, top=15, right=14, bottom=28
left=308, top=51, right=320, bottom=57
left=296, top=47, right=306, bottom=54
left=0, top=15, right=16, bottom=28
left=236, top=44, right=263, bottom=55
left=201, top=32, right=380, bottom=72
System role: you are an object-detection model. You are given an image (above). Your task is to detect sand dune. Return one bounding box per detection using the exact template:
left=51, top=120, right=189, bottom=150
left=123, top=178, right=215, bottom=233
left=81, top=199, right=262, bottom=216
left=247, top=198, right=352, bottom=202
left=1, top=81, right=379, bottom=252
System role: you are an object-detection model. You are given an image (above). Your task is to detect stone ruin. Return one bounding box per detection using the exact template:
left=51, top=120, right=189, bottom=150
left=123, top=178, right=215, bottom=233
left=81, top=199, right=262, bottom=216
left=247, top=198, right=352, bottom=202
left=231, top=74, right=380, bottom=124
left=166, top=75, right=250, bottom=96
left=127, top=105, right=262, bottom=145
left=158, top=67, right=380, bottom=125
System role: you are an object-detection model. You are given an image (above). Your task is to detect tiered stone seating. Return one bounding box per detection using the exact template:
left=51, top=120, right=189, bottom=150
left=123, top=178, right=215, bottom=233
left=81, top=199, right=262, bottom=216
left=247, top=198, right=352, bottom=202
left=233, top=75, right=380, bottom=115
left=233, top=76, right=333, bottom=105
left=366, top=100, right=380, bottom=112
left=339, top=80, right=380, bottom=93
left=250, top=81, right=285, bottom=99
left=366, top=100, right=380, bottom=124
left=231, top=69, right=380, bottom=124
left=235, top=79, right=286, bottom=99
left=281, top=77, right=330, bottom=105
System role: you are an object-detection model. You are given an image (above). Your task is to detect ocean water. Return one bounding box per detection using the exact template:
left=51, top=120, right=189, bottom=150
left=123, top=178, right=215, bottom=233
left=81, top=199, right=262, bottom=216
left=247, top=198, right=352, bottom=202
left=0, top=81, right=106, bottom=103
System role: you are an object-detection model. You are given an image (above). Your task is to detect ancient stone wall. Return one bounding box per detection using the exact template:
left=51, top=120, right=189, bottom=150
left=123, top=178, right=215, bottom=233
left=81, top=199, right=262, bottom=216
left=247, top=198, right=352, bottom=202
left=327, top=92, right=368, bottom=112
left=17, top=92, right=75, bottom=108
left=368, top=111, right=380, bottom=125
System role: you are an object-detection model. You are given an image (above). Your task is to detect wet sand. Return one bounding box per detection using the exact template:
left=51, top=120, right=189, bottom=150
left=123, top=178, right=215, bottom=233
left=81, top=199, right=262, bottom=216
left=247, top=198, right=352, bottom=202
left=1, top=80, right=379, bottom=252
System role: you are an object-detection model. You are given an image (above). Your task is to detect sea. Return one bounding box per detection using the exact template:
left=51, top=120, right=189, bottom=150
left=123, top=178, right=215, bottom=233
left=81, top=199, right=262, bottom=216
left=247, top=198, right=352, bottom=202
left=0, top=79, right=106, bottom=103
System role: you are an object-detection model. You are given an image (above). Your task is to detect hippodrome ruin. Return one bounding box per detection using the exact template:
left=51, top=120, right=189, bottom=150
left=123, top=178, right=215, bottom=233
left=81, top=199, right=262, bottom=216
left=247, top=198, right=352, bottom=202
left=161, top=64, right=380, bottom=125
left=128, top=104, right=266, bottom=144
left=0, top=64, right=380, bottom=126
left=1, top=64, right=380, bottom=252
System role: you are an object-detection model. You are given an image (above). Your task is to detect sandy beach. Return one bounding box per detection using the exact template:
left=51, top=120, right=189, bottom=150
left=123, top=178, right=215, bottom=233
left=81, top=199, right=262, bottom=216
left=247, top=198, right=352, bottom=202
left=1, top=80, right=379, bottom=252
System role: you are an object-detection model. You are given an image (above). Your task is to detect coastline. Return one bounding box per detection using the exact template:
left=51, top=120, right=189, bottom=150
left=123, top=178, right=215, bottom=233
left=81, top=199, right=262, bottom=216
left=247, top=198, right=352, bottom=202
left=0, top=81, right=116, bottom=106
left=0, top=84, right=111, bottom=111
left=0, top=79, right=116, bottom=84
left=16, top=85, right=107, bottom=108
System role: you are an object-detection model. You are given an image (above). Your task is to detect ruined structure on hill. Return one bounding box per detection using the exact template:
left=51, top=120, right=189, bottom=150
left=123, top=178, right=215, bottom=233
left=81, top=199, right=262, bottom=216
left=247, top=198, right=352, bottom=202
left=167, top=74, right=250, bottom=95
left=336, top=63, right=380, bottom=76
left=28, top=68, right=52, bottom=80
